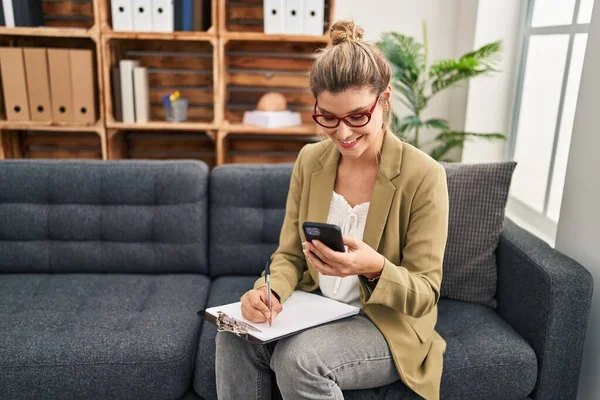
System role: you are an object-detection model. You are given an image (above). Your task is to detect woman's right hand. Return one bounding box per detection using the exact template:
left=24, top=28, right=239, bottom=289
left=240, top=287, right=283, bottom=323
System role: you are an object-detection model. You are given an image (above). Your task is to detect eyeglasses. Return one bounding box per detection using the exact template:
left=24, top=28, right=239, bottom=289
left=312, top=96, right=380, bottom=129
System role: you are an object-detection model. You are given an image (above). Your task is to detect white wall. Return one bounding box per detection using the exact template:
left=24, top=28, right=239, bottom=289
left=555, top=1, right=600, bottom=398
left=334, top=0, right=478, bottom=157
left=461, top=0, right=526, bottom=163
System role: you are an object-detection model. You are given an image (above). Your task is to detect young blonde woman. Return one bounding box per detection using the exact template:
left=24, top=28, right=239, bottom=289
left=215, top=20, right=449, bottom=400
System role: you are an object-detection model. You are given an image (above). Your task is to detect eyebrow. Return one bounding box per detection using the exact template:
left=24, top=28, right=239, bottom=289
left=318, top=103, right=370, bottom=115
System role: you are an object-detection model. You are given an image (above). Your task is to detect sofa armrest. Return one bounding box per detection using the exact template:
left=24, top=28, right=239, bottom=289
left=496, top=218, right=593, bottom=400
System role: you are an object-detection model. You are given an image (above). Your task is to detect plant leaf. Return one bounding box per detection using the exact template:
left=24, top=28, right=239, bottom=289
left=428, top=40, right=503, bottom=94
left=435, top=131, right=506, bottom=142
left=424, top=118, right=450, bottom=131
left=429, top=139, right=465, bottom=161
left=377, top=32, right=425, bottom=85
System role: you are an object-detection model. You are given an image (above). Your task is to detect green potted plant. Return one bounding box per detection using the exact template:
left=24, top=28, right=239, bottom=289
left=377, top=23, right=506, bottom=161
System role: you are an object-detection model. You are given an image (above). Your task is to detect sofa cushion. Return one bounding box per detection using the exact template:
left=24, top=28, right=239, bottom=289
left=0, top=160, right=209, bottom=274
left=193, top=276, right=258, bottom=400
left=209, top=164, right=293, bottom=277
left=0, top=273, right=210, bottom=400
left=440, top=162, right=516, bottom=307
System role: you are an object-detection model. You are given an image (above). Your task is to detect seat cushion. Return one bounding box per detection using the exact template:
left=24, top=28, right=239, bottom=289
left=0, top=273, right=210, bottom=400
left=193, top=276, right=257, bottom=400
left=437, top=299, right=537, bottom=399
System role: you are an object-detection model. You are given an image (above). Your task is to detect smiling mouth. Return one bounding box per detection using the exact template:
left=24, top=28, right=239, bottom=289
left=339, top=135, right=364, bottom=148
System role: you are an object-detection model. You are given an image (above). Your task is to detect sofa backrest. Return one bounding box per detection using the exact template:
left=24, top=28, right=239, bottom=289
left=209, top=164, right=292, bottom=278
left=0, top=160, right=208, bottom=274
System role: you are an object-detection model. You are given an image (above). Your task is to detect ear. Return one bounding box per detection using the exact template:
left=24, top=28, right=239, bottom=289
left=382, top=85, right=392, bottom=100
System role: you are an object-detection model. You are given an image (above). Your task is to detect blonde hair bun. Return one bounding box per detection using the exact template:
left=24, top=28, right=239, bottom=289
left=329, top=20, right=364, bottom=45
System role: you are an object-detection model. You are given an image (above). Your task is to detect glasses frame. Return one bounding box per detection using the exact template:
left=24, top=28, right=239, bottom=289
left=312, top=95, right=380, bottom=129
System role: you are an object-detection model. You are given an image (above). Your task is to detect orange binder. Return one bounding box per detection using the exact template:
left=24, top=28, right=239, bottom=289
left=23, top=48, right=52, bottom=122
left=0, top=47, right=31, bottom=121
left=70, top=49, right=97, bottom=124
left=47, top=49, right=73, bottom=123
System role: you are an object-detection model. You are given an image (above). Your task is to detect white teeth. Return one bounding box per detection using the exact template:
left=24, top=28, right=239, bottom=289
left=341, top=136, right=361, bottom=144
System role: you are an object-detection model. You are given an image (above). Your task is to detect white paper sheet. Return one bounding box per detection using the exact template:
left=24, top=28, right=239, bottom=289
left=204, top=291, right=360, bottom=342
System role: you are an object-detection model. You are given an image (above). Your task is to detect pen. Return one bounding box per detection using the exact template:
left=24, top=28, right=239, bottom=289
left=265, top=260, right=272, bottom=327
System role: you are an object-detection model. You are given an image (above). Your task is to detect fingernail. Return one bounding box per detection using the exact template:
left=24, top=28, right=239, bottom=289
left=265, top=312, right=270, bottom=318
left=272, top=312, right=277, bottom=319
left=302, top=242, right=307, bottom=250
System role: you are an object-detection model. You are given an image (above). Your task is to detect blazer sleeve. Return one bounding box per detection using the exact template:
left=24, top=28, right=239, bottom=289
left=253, top=146, right=308, bottom=303
left=363, top=163, right=449, bottom=318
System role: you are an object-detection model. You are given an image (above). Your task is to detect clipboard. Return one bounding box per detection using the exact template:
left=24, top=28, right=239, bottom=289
left=197, top=290, right=361, bottom=344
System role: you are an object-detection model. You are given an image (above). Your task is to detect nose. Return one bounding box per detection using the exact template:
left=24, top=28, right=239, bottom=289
left=335, top=121, right=353, bottom=140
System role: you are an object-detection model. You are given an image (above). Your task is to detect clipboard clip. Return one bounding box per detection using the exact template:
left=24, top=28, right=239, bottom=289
left=216, top=311, right=263, bottom=337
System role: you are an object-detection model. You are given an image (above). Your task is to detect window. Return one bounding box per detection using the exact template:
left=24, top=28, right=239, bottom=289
left=507, top=0, right=594, bottom=244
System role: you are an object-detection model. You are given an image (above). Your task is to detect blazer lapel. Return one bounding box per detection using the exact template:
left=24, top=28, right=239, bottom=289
left=305, top=142, right=339, bottom=284
left=362, top=131, right=403, bottom=252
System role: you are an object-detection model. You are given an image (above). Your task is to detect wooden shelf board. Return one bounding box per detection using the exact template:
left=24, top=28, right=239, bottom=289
left=222, top=31, right=329, bottom=43
left=104, top=31, right=216, bottom=41
left=0, top=121, right=102, bottom=133
left=225, top=123, right=318, bottom=135
left=107, top=121, right=217, bottom=132
left=0, top=26, right=94, bottom=38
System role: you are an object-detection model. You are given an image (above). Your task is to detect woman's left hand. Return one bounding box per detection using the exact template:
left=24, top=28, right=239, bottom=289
left=303, top=236, right=385, bottom=279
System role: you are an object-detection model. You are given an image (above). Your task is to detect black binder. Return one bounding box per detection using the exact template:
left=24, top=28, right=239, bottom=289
left=13, top=0, right=43, bottom=27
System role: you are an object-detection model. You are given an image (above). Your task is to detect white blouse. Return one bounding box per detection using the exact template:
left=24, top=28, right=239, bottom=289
left=318, top=191, right=370, bottom=309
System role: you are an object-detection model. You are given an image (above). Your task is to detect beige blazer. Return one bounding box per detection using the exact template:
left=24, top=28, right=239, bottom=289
left=254, top=130, right=449, bottom=400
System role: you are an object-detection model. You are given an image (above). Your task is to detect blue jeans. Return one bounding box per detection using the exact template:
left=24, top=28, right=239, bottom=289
left=215, top=313, right=400, bottom=399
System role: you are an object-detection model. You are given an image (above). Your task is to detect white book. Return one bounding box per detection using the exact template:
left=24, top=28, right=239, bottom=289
left=119, top=60, right=140, bottom=123
left=132, top=0, right=153, bottom=31
left=111, top=0, right=134, bottom=31
left=152, top=0, right=174, bottom=32
left=304, top=0, right=324, bottom=35
left=284, top=0, right=305, bottom=35
left=133, top=66, right=149, bottom=123
left=263, top=0, right=284, bottom=34
left=2, top=0, right=14, bottom=27
left=200, top=291, right=360, bottom=343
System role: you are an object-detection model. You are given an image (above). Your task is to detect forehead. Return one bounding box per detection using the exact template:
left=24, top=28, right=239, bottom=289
left=316, top=88, right=376, bottom=115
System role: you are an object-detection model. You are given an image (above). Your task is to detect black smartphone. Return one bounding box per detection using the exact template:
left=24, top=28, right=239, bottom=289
left=302, top=222, right=346, bottom=253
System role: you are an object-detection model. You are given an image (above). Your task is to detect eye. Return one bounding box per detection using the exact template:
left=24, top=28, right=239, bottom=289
left=322, top=116, right=336, bottom=121
left=349, top=114, right=367, bottom=121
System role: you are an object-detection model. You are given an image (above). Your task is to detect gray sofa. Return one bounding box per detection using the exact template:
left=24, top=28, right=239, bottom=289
left=0, top=160, right=593, bottom=400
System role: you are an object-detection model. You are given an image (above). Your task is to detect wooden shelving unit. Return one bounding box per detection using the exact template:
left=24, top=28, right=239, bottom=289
left=0, top=0, right=107, bottom=160
left=0, top=0, right=335, bottom=165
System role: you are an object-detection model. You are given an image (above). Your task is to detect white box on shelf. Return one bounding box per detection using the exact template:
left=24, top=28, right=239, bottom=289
left=152, top=0, right=174, bottom=32
left=132, top=0, right=153, bottom=31
left=284, top=0, right=305, bottom=35
left=304, top=0, right=324, bottom=35
left=243, top=110, right=303, bottom=128
left=112, top=0, right=135, bottom=31
left=263, top=0, right=285, bottom=34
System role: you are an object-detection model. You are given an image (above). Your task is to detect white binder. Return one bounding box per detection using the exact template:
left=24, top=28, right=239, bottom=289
left=111, top=0, right=134, bottom=31
left=133, top=66, right=150, bottom=123
left=2, top=0, right=14, bottom=27
left=132, top=0, right=153, bottom=31
left=304, top=0, right=324, bottom=35
left=119, top=60, right=140, bottom=123
left=152, top=0, right=174, bottom=32
left=263, top=0, right=284, bottom=34
left=284, top=0, right=305, bottom=35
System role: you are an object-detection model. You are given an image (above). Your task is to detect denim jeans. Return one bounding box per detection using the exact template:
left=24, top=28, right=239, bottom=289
left=215, top=313, right=399, bottom=399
